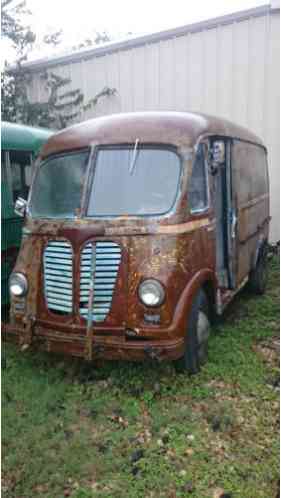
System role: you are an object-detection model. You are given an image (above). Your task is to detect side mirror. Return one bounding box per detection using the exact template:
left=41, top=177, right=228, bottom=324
left=208, top=140, right=225, bottom=175
left=15, top=197, right=27, bottom=217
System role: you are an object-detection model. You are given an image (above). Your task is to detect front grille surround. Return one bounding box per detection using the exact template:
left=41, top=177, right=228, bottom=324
left=43, top=239, right=122, bottom=321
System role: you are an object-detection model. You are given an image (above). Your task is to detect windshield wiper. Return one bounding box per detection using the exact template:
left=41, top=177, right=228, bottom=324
left=129, top=138, right=140, bottom=175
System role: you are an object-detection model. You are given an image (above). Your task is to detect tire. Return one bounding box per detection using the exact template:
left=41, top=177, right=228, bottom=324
left=175, top=289, right=211, bottom=374
left=248, top=245, right=268, bottom=295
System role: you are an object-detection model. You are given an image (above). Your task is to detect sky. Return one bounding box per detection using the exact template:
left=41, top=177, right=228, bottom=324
left=4, top=0, right=269, bottom=62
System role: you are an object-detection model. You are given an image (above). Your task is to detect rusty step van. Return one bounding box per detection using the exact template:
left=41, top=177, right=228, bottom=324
left=5, top=112, right=270, bottom=373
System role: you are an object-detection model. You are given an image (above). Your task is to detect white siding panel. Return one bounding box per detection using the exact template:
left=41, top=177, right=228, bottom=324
left=247, top=16, right=266, bottom=136
left=188, top=31, right=204, bottom=112
left=173, top=35, right=188, bottom=111
left=203, top=28, right=218, bottom=115
left=158, top=40, right=174, bottom=110
left=264, top=12, right=280, bottom=241
left=132, top=46, right=146, bottom=111
left=118, top=50, right=133, bottom=112
left=104, top=52, right=122, bottom=115
left=216, top=24, right=233, bottom=118
left=143, top=43, right=160, bottom=110
left=232, top=20, right=250, bottom=127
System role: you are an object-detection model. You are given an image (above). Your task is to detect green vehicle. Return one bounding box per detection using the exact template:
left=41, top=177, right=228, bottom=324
left=1, top=122, right=53, bottom=306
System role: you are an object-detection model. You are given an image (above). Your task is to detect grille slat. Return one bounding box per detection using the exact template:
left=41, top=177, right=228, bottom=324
left=44, top=265, right=72, bottom=273
left=47, top=296, right=73, bottom=305
left=79, top=242, right=121, bottom=322
left=46, top=285, right=72, bottom=296
left=45, top=258, right=72, bottom=265
left=44, top=241, right=73, bottom=314
left=80, top=271, right=118, bottom=280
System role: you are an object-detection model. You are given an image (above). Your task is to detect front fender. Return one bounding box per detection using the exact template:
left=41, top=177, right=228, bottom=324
left=170, top=269, right=216, bottom=338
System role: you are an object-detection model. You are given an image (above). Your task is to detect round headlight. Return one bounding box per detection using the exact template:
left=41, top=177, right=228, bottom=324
left=138, top=279, right=165, bottom=307
left=9, top=273, right=28, bottom=297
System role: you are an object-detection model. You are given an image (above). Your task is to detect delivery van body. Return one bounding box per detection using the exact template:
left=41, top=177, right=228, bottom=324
left=5, top=112, right=270, bottom=373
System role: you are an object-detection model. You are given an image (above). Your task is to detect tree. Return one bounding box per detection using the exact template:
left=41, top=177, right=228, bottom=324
left=1, top=0, right=116, bottom=128
left=72, top=31, right=111, bottom=51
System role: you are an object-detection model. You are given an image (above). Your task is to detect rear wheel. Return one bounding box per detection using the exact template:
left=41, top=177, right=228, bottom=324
left=248, top=245, right=268, bottom=295
left=175, top=289, right=211, bottom=374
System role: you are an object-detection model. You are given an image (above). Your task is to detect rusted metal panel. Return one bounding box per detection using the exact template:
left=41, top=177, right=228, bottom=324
left=40, top=112, right=264, bottom=158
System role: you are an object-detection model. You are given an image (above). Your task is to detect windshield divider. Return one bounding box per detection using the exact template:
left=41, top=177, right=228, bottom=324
left=80, top=144, right=97, bottom=217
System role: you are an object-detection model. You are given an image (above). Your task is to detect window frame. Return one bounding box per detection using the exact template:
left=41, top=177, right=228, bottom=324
left=3, top=149, right=33, bottom=203
left=29, top=148, right=90, bottom=219
left=84, top=143, right=183, bottom=219
left=188, top=142, right=210, bottom=215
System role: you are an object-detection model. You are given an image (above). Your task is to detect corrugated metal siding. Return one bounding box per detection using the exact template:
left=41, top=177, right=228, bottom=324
left=28, top=8, right=280, bottom=241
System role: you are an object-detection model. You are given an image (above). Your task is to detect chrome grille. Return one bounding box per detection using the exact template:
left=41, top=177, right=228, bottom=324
left=43, top=240, right=73, bottom=314
left=80, top=242, right=121, bottom=321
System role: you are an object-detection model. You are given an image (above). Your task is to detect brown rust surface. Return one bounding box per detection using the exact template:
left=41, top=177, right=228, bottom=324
left=40, top=111, right=264, bottom=158
left=8, top=213, right=217, bottom=358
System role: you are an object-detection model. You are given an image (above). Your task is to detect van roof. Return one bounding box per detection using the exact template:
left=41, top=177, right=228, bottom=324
left=41, top=112, right=265, bottom=157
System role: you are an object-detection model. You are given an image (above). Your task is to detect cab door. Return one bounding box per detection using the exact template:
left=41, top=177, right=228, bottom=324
left=225, top=139, right=237, bottom=289
left=212, top=138, right=237, bottom=289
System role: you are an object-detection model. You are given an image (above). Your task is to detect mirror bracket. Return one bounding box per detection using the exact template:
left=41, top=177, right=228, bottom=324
left=208, top=140, right=226, bottom=175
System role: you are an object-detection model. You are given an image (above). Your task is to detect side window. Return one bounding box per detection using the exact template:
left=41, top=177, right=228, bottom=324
left=188, top=143, right=208, bottom=212
left=9, top=150, right=33, bottom=201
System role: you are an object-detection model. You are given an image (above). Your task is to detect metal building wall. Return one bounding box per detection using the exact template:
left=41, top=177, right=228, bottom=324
left=28, top=6, right=280, bottom=241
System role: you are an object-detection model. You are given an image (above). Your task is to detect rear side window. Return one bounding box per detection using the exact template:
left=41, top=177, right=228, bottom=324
left=188, top=144, right=208, bottom=212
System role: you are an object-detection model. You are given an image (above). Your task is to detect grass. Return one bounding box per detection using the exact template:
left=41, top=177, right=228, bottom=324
left=2, top=256, right=280, bottom=498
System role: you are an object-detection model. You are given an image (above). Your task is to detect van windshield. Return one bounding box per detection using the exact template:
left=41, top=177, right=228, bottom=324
left=87, top=147, right=181, bottom=217
left=30, top=151, right=89, bottom=218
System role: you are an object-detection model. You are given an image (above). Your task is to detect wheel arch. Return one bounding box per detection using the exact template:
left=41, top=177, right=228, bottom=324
left=175, top=269, right=217, bottom=328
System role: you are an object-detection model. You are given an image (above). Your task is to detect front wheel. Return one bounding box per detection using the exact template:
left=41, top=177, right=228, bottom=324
left=175, top=289, right=211, bottom=374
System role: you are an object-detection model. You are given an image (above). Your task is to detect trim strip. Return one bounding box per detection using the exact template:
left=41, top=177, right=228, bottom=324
left=238, top=193, right=269, bottom=211
left=156, top=218, right=211, bottom=234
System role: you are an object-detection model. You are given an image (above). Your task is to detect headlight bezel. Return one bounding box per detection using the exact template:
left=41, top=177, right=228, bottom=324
left=138, top=278, right=165, bottom=307
left=9, top=272, right=28, bottom=297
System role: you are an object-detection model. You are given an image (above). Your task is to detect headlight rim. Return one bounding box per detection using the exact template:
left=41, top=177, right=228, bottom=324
left=138, top=278, right=165, bottom=308
left=9, top=272, right=28, bottom=297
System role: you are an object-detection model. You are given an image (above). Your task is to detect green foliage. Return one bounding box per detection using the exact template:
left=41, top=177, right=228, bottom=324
left=72, top=31, right=111, bottom=51
left=1, top=0, right=35, bottom=53
left=1, top=1, right=116, bottom=128
left=2, top=257, right=279, bottom=497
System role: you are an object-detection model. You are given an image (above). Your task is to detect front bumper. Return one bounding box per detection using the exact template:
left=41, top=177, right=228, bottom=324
left=2, top=322, right=184, bottom=361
